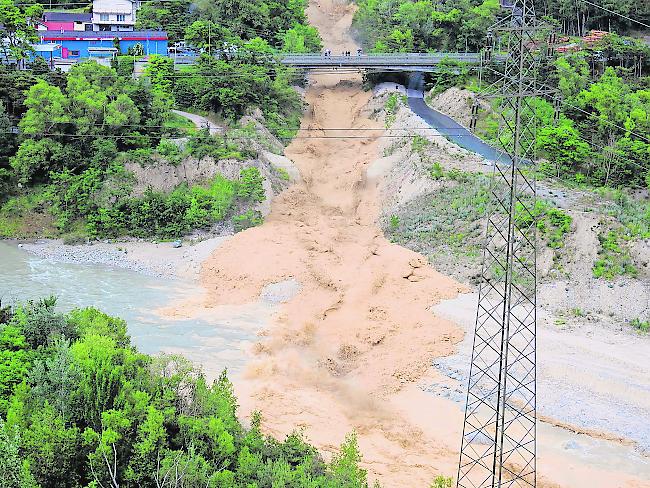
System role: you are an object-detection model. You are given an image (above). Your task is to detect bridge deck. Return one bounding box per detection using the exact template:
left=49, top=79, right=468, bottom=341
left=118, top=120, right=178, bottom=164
left=279, top=53, right=483, bottom=69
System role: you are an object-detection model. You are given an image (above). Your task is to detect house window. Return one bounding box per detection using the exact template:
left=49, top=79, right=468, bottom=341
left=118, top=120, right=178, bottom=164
left=117, top=14, right=125, bottom=21
left=99, top=13, right=109, bottom=21
left=69, top=50, right=80, bottom=57
left=85, top=24, right=93, bottom=31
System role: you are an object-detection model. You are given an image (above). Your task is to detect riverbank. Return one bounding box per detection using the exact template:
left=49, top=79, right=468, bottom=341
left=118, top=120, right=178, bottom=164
left=7, top=233, right=230, bottom=280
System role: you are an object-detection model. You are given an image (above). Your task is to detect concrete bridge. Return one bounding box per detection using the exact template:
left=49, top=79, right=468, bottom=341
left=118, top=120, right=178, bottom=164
left=280, top=53, right=486, bottom=71
left=170, top=52, right=496, bottom=72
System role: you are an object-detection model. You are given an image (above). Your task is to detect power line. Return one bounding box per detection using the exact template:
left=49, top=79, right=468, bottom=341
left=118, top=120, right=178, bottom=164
left=481, top=64, right=650, bottom=144
left=582, top=0, right=650, bottom=29
left=0, top=129, right=482, bottom=140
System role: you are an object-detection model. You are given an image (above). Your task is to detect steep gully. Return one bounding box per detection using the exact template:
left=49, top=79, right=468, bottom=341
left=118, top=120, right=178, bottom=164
left=166, top=1, right=650, bottom=486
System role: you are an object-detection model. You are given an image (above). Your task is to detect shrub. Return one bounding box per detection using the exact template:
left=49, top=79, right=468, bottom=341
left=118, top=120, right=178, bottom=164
left=186, top=130, right=246, bottom=161
left=233, top=210, right=263, bottom=232
left=430, top=162, right=444, bottom=180
left=88, top=175, right=237, bottom=238
left=389, top=215, right=400, bottom=230
left=592, top=230, right=637, bottom=280
left=631, top=318, right=650, bottom=333
left=431, top=475, right=453, bottom=488
left=411, top=135, right=429, bottom=153
left=156, top=139, right=183, bottom=166
left=237, top=167, right=265, bottom=203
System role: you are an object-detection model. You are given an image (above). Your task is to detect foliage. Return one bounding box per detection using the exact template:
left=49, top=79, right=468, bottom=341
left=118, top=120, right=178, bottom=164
left=0, top=0, right=42, bottom=63
left=238, top=167, right=266, bottom=203
left=0, top=299, right=374, bottom=488
left=143, top=54, right=175, bottom=99
left=431, top=475, right=454, bottom=488
left=280, top=23, right=322, bottom=53
left=87, top=174, right=237, bottom=239
left=514, top=200, right=573, bottom=249
left=389, top=215, right=400, bottom=230
left=353, top=0, right=499, bottom=53
left=411, top=134, right=430, bottom=153
left=112, top=55, right=135, bottom=78
left=427, top=58, right=470, bottom=94
left=10, top=61, right=171, bottom=186
left=592, top=229, right=637, bottom=280
left=233, top=209, right=263, bottom=232
left=172, top=54, right=302, bottom=122
left=384, top=93, right=405, bottom=126
left=631, top=318, right=650, bottom=333
left=429, top=162, right=444, bottom=180
left=185, top=129, right=250, bottom=161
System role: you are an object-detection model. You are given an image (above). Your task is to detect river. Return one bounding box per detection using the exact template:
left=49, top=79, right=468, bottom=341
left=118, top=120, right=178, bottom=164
left=0, top=241, right=268, bottom=378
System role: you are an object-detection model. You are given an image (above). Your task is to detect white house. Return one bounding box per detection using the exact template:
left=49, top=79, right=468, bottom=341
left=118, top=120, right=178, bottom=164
left=92, top=0, right=142, bottom=32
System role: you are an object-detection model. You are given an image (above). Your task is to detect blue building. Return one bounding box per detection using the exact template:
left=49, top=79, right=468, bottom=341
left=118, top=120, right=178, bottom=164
left=37, top=30, right=168, bottom=59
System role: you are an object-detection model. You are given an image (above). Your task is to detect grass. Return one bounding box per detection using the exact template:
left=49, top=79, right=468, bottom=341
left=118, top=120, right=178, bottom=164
left=163, top=112, right=197, bottom=133
left=597, top=188, right=650, bottom=240
left=592, top=228, right=637, bottom=280
left=387, top=171, right=574, bottom=269
left=386, top=171, right=491, bottom=259
left=411, top=134, right=430, bottom=154
left=274, top=167, right=291, bottom=181
left=631, top=318, right=650, bottom=333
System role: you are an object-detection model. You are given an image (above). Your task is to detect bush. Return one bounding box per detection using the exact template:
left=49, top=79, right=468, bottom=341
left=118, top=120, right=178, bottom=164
left=88, top=175, right=237, bottom=238
left=233, top=210, right=263, bottom=232
left=186, top=130, right=247, bottom=161
left=237, top=167, right=265, bottom=203
left=631, top=318, right=650, bottom=333
left=389, top=215, right=400, bottom=230
left=431, top=475, right=453, bottom=488
left=155, top=139, right=183, bottom=166
left=592, top=230, right=637, bottom=280
left=430, top=162, right=444, bottom=180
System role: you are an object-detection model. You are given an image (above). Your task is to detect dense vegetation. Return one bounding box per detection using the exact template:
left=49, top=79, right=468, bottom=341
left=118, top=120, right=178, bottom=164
left=354, top=0, right=501, bottom=52
left=477, top=61, right=650, bottom=189
left=0, top=0, right=313, bottom=240
left=136, top=0, right=321, bottom=51
left=0, top=298, right=374, bottom=488
left=0, top=60, right=275, bottom=239
left=353, top=0, right=650, bottom=53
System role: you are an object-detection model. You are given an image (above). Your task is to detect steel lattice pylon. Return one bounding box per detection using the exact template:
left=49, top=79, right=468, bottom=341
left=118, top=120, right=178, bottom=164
left=457, top=0, right=551, bottom=486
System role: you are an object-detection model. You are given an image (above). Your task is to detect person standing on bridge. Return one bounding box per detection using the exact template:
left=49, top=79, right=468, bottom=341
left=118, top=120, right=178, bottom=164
left=357, top=48, right=362, bottom=56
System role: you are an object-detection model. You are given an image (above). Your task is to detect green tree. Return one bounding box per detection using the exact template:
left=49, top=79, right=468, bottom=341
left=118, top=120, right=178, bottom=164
left=238, top=167, right=266, bottom=202
left=537, top=119, right=592, bottom=177
left=144, top=54, right=175, bottom=98
left=0, top=0, right=42, bottom=64
left=0, top=418, right=37, bottom=488
left=280, top=23, right=322, bottom=53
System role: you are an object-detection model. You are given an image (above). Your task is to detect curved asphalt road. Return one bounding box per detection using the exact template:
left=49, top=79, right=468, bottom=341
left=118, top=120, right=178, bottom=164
left=406, top=76, right=512, bottom=164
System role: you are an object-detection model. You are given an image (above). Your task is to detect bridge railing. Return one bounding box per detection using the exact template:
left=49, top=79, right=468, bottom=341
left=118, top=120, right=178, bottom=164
left=279, top=53, right=483, bottom=66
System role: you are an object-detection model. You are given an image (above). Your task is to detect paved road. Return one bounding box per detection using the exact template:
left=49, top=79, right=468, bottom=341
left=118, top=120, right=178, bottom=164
left=171, top=109, right=222, bottom=135
left=405, top=89, right=511, bottom=164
